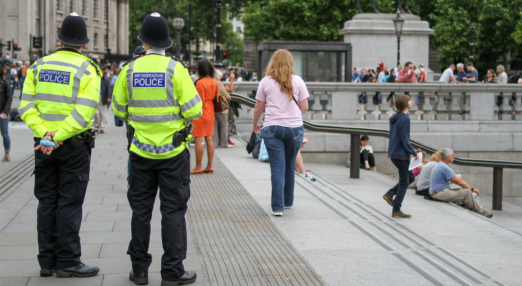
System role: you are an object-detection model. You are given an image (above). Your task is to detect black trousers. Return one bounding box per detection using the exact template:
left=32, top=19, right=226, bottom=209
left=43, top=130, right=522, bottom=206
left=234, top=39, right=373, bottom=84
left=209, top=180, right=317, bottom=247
left=360, top=150, right=375, bottom=168
left=127, top=149, right=191, bottom=281
left=34, top=141, right=91, bottom=270
left=386, top=159, right=415, bottom=213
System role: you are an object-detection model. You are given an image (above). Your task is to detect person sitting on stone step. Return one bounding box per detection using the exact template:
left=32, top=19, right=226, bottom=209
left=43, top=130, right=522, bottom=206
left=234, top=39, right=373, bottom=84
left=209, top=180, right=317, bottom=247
left=429, top=148, right=493, bottom=218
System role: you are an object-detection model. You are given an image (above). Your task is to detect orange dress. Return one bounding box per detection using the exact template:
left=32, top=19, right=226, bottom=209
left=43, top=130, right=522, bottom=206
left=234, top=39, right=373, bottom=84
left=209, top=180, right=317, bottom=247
left=192, top=77, right=217, bottom=137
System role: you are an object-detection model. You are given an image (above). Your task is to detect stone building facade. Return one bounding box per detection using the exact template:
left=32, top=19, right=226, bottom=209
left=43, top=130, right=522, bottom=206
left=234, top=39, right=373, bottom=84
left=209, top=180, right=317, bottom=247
left=0, top=0, right=129, bottom=62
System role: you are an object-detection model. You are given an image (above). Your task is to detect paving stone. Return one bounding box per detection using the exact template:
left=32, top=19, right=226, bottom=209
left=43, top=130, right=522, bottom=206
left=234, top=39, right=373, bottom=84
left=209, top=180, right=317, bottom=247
left=27, top=275, right=103, bottom=286
left=79, top=221, right=115, bottom=232
left=0, top=244, right=101, bottom=261
left=0, top=277, right=30, bottom=286
left=0, top=233, right=37, bottom=246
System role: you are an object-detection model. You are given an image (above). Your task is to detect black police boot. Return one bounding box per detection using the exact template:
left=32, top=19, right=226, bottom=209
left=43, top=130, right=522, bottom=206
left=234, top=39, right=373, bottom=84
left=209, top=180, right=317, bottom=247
left=55, top=263, right=100, bottom=278
left=161, top=271, right=197, bottom=286
left=129, top=270, right=149, bottom=285
left=40, top=268, right=54, bottom=277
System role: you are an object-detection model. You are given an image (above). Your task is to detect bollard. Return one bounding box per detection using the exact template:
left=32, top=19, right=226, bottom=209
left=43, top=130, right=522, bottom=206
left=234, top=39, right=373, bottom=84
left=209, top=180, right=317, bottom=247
left=350, top=134, right=360, bottom=179
left=492, top=167, right=503, bottom=211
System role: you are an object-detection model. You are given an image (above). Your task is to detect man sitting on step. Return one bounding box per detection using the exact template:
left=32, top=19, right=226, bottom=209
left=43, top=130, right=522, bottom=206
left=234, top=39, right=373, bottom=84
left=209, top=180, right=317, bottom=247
left=429, top=148, right=493, bottom=218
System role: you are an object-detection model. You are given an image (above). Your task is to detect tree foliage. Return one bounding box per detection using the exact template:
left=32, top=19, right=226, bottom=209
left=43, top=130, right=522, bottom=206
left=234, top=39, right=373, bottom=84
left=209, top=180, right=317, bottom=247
left=242, top=0, right=521, bottom=75
left=128, top=0, right=245, bottom=63
left=430, top=0, right=522, bottom=75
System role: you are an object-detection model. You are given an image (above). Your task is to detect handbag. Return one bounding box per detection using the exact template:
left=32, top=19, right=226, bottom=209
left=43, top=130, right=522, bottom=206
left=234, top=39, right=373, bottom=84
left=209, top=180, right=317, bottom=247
left=246, top=131, right=257, bottom=154
left=213, top=89, right=229, bottom=112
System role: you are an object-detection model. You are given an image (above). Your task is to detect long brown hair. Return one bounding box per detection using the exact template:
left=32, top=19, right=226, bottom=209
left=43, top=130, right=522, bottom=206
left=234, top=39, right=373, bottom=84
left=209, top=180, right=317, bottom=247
left=265, top=49, right=295, bottom=101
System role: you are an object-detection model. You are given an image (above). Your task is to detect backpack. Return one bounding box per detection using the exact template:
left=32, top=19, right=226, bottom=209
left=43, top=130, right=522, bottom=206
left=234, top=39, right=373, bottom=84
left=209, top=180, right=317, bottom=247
left=508, top=72, right=522, bottom=83
left=17, top=67, right=23, bottom=79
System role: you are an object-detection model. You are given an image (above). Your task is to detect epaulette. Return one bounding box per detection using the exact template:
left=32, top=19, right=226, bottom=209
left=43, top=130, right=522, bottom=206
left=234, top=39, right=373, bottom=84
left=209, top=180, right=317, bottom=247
left=89, top=60, right=101, bottom=77
left=122, top=56, right=139, bottom=67
left=171, top=56, right=189, bottom=68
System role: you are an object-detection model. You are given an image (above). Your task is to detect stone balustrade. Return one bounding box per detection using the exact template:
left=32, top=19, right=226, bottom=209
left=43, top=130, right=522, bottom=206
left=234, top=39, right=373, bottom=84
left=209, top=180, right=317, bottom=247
left=232, top=82, right=522, bottom=121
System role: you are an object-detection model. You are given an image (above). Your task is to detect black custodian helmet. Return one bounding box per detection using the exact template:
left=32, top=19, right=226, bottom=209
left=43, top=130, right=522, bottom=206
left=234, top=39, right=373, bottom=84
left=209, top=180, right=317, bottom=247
left=57, top=12, right=90, bottom=46
left=137, top=12, right=173, bottom=49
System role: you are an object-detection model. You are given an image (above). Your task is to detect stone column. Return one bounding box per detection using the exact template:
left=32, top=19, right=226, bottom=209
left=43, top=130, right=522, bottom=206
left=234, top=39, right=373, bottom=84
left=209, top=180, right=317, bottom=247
left=117, top=0, right=128, bottom=54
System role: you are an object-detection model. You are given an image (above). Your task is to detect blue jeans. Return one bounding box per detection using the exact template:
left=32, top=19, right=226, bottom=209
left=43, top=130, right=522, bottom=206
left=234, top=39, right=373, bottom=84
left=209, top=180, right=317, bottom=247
left=386, top=158, right=415, bottom=213
left=0, top=114, right=11, bottom=153
left=262, top=125, right=304, bottom=212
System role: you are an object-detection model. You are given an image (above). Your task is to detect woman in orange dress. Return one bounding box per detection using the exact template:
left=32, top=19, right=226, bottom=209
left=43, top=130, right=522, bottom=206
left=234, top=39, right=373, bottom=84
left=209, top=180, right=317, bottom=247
left=191, top=59, right=217, bottom=174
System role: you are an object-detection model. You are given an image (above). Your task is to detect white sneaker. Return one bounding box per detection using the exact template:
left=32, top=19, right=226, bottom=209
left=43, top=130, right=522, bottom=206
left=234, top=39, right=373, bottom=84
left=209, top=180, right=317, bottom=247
left=300, top=172, right=317, bottom=182
left=227, top=144, right=234, bottom=148
left=271, top=211, right=283, bottom=217
left=189, top=143, right=196, bottom=147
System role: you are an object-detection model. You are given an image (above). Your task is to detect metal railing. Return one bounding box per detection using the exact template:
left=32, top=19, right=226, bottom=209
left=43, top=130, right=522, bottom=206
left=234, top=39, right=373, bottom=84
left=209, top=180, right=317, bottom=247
left=230, top=93, right=522, bottom=211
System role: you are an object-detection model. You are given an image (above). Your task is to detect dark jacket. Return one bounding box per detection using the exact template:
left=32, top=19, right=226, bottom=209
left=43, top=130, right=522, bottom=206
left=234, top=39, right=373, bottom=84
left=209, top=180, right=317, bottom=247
left=100, top=74, right=111, bottom=105
left=388, top=113, right=417, bottom=160
left=0, top=77, right=13, bottom=115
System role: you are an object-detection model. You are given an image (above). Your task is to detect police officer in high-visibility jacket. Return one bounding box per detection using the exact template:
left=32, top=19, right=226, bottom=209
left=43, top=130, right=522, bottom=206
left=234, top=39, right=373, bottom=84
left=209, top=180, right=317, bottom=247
left=19, top=12, right=100, bottom=278
left=112, top=12, right=202, bottom=286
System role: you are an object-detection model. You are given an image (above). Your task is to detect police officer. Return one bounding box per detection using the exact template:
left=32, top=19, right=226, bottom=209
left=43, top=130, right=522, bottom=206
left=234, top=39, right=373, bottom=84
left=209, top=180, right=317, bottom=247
left=19, top=12, right=100, bottom=278
left=133, top=45, right=146, bottom=57
left=112, top=12, right=201, bottom=286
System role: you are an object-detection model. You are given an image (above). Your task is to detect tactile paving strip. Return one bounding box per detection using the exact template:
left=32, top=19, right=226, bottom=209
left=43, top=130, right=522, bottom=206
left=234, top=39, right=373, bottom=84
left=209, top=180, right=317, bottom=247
left=187, top=155, right=327, bottom=286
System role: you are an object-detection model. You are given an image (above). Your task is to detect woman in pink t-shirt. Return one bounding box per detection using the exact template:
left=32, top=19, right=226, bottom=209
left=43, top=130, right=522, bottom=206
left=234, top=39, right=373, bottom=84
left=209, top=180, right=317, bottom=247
left=253, top=49, right=309, bottom=217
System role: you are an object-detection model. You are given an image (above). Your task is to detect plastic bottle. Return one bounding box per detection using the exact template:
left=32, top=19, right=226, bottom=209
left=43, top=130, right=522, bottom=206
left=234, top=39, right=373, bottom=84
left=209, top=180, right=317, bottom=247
left=473, top=192, right=480, bottom=204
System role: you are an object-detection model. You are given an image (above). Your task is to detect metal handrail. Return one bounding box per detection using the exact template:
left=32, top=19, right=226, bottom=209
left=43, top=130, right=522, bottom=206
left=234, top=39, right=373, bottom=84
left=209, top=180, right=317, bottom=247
left=230, top=93, right=521, bottom=210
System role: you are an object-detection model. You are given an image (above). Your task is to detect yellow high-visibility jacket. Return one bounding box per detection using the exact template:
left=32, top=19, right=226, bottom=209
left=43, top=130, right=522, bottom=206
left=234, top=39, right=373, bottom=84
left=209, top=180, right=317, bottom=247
left=19, top=49, right=101, bottom=142
left=112, top=54, right=202, bottom=159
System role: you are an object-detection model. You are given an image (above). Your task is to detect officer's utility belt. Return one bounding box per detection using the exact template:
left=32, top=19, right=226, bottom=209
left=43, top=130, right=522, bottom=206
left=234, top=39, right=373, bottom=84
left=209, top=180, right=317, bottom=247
left=34, top=129, right=98, bottom=149
left=127, top=122, right=194, bottom=152
left=70, top=129, right=98, bottom=149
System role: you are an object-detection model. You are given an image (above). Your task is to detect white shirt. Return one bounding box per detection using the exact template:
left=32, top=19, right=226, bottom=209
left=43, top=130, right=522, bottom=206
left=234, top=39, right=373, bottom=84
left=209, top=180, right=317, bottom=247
left=439, top=68, right=454, bottom=83
left=146, top=48, right=165, bottom=56
left=497, top=72, right=508, bottom=84
left=360, top=145, right=373, bottom=154
left=417, top=161, right=437, bottom=190
left=377, top=71, right=384, bottom=83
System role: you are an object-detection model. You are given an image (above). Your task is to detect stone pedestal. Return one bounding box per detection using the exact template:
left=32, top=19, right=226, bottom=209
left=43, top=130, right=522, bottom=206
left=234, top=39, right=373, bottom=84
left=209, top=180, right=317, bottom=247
left=340, top=13, right=434, bottom=80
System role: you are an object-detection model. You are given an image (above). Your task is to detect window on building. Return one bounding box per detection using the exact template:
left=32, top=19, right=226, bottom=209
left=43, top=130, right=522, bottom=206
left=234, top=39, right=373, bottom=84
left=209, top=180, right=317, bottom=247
left=236, top=15, right=241, bottom=21
left=81, top=0, right=86, bottom=15
left=56, top=28, right=61, bottom=44
left=69, top=0, right=73, bottom=13
left=94, top=33, right=98, bottom=47
left=228, top=14, right=233, bottom=21
left=236, top=27, right=242, bottom=33
left=93, top=0, right=97, bottom=18
left=56, top=0, right=61, bottom=11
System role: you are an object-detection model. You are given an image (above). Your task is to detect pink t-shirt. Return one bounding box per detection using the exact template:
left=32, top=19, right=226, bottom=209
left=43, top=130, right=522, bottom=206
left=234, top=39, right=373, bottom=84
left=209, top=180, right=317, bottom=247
left=255, top=75, right=309, bottom=128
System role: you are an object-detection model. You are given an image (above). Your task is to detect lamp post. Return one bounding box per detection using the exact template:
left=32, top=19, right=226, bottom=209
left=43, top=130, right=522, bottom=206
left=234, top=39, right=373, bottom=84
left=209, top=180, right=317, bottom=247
left=392, top=10, right=405, bottom=68
left=172, top=15, right=185, bottom=58
left=469, top=26, right=475, bottom=64
left=213, top=0, right=223, bottom=67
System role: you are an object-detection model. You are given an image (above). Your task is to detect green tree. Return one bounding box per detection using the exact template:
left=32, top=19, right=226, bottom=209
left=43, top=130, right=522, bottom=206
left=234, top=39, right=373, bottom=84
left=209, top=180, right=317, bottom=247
left=430, top=0, right=522, bottom=76
left=129, top=0, right=247, bottom=64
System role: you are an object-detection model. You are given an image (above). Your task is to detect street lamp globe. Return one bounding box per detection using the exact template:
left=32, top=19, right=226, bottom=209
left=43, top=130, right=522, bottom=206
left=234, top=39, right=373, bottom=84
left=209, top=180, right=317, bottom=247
left=172, top=16, right=185, bottom=31
left=392, top=10, right=405, bottom=36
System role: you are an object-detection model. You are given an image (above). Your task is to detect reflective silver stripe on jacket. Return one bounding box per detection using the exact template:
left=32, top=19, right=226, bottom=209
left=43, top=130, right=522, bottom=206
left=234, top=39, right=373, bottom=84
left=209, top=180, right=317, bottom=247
left=180, top=94, right=201, bottom=112
left=21, top=93, right=36, bottom=102
left=70, top=109, right=89, bottom=128
left=72, top=60, right=91, bottom=101
left=112, top=95, right=128, bottom=113
left=127, top=61, right=135, bottom=101
left=184, top=111, right=202, bottom=121
left=33, top=58, right=44, bottom=86
left=30, top=93, right=98, bottom=108
left=128, top=113, right=183, bottom=123
left=40, top=113, right=68, bottom=121
left=18, top=103, right=35, bottom=117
